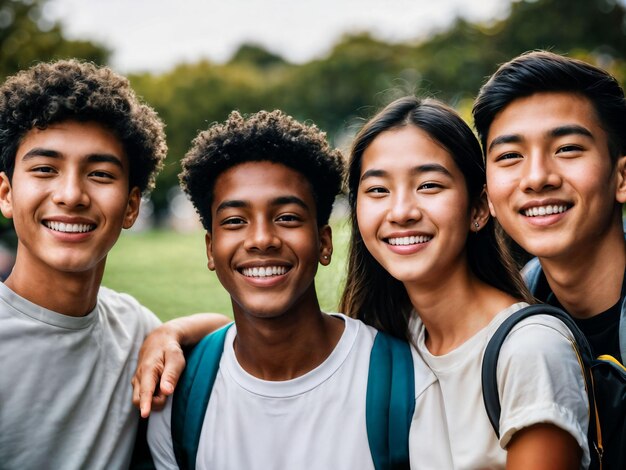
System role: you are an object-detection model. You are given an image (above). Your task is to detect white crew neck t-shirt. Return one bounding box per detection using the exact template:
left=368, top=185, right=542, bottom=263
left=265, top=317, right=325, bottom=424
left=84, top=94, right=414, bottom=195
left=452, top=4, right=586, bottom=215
left=149, top=314, right=436, bottom=470
left=409, top=302, right=590, bottom=470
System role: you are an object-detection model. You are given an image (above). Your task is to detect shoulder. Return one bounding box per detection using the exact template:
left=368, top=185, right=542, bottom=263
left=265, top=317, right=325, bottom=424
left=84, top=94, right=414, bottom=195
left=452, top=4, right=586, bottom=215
left=499, top=311, right=575, bottom=357
left=97, top=286, right=161, bottom=333
left=331, top=313, right=378, bottom=343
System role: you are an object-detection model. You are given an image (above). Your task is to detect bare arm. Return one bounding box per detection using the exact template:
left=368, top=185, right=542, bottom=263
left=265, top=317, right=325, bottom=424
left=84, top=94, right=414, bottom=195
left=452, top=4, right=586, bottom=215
left=131, top=313, right=231, bottom=417
left=506, top=423, right=582, bottom=470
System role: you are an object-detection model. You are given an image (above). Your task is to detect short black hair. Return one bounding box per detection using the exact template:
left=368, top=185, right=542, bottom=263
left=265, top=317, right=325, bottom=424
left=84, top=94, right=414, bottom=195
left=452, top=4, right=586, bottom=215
left=0, top=59, right=167, bottom=193
left=180, top=110, right=344, bottom=230
left=473, top=50, right=626, bottom=161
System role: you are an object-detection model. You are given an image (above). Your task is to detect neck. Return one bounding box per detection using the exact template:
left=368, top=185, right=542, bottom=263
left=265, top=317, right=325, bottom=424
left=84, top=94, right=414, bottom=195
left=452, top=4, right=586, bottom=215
left=232, top=289, right=344, bottom=380
left=540, top=224, right=626, bottom=319
left=5, top=248, right=105, bottom=317
left=405, top=260, right=518, bottom=355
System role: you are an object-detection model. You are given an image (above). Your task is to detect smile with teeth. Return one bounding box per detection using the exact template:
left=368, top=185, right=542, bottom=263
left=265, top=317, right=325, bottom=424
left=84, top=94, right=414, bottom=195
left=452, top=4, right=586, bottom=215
left=522, top=205, right=570, bottom=217
left=44, top=221, right=95, bottom=233
left=387, top=235, right=432, bottom=246
left=241, top=266, right=289, bottom=278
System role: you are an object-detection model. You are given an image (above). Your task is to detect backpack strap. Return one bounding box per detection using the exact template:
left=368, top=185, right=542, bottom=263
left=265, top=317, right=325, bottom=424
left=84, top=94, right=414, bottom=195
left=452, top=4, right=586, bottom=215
left=481, top=304, right=595, bottom=439
left=366, top=331, right=415, bottom=470
left=171, top=322, right=234, bottom=470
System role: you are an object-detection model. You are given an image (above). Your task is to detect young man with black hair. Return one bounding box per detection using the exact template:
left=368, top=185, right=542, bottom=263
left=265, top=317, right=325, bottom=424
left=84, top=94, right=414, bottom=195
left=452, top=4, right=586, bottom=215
left=147, top=110, right=433, bottom=469
left=473, top=50, right=626, bottom=363
left=0, top=59, right=228, bottom=469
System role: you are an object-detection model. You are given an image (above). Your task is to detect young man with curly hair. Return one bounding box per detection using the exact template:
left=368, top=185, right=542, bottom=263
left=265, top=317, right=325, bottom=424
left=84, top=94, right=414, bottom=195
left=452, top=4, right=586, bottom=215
left=147, top=110, right=432, bottom=469
left=473, top=51, right=626, bottom=363
left=0, top=59, right=227, bottom=469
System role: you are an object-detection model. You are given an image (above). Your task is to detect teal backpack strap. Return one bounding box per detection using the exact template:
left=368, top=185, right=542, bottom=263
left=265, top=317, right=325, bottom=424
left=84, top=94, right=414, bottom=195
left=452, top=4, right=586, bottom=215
left=366, top=331, right=415, bottom=470
left=171, top=322, right=234, bottom=470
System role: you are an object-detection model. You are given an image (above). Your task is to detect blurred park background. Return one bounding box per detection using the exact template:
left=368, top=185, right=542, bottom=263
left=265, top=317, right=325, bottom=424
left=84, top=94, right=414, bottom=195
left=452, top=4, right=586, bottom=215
left=1, top=0, right=625, bottom=319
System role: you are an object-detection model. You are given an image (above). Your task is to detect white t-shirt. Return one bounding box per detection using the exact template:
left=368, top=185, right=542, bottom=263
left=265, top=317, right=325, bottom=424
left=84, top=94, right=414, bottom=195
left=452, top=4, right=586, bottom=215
left=0, top=282, right=160, bottom=470
left=409, top=302, right=590, bottom=470
left=148, top=314, right=435, bottom=470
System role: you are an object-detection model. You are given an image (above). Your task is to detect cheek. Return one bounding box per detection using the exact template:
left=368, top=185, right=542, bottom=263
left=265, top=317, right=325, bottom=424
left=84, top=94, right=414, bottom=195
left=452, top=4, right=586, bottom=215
left=485, top=180, right=509, bottom=213
left=356, top=205, right=375, bottom=244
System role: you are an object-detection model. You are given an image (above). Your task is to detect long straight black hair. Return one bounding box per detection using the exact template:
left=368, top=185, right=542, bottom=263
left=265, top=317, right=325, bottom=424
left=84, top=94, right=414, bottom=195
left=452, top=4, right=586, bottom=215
left=340, top=96, right=532, bottom=340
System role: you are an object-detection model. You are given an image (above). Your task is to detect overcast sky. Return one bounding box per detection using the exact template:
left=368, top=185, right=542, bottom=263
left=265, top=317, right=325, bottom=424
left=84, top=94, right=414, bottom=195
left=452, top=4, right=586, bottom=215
left=45, top=0, right=510, bottom=73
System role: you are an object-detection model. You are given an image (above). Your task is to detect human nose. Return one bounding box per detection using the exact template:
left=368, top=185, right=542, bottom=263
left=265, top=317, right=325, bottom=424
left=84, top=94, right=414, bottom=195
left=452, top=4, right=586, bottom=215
left=243, top=219, right=281, bottom=251
left=386, top=189, right=422, bottom=224
left=519, top=154, right=562, bottom=193
left=51, top=172, right=90, bottom=208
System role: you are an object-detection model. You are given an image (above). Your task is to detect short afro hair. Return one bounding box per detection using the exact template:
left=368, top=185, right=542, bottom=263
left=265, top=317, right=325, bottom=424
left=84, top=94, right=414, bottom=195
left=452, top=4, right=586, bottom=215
left=180, top=110, right=345, bottom=230
left=0, top=59, right=166, bottom=194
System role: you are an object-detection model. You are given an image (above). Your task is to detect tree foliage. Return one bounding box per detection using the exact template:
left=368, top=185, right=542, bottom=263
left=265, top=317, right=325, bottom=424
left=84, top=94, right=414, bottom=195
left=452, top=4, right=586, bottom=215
left=3, top=0, right=626, bottom=221
left=0, top=0, right=109, bottom=80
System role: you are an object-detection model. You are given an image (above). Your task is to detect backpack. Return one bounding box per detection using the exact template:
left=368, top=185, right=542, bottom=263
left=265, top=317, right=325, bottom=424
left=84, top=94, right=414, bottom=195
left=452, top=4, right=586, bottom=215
left=481, top=304, right=626, bottom=470
left=171, top=323, right=415, bottom=470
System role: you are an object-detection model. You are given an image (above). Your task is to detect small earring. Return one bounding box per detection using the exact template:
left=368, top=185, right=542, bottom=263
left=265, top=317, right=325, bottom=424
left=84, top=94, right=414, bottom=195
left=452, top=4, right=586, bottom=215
left=473, top=221, right=480, bottom=229
left=323, top=255, right=329, bottom=260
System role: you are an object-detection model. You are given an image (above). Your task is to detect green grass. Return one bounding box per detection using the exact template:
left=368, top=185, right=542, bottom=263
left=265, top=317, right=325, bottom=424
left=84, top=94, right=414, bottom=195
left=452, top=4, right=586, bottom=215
left=103, top=218, right=351, bottom=321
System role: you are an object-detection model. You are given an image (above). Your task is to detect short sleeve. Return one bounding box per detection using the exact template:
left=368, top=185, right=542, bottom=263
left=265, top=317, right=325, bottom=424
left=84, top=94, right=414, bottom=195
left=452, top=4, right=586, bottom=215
left=496, top=315, right=590, bottom=468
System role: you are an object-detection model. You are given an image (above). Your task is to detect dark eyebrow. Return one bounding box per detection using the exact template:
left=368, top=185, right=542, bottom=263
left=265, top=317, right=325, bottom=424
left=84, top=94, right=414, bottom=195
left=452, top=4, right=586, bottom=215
left=215, top=200, right=249, bottom=214
left=488, top=125, right=594, bottom=153
left=360, top=168, right=388, bottom=181
left=550, top=124, right=593, bottom=139
left=271, top=195, right=309, bottom=210
left=21, top=148, right=60, bottom=160
left=360, top=163, right=452, bottom=182
left=21, top=148, right=124, bottom=169
left=487, top=135, right=522, bottom=153
left=215, top=195, right=309, bottom=215
left=412, top=163, right=452, bottom=177
left=87, top=153, right=124, bottom=169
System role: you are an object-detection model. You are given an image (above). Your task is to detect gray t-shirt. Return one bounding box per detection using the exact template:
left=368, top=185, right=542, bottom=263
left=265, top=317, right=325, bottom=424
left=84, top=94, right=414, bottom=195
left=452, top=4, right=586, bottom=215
left=0, top=282, right=160, bottom=469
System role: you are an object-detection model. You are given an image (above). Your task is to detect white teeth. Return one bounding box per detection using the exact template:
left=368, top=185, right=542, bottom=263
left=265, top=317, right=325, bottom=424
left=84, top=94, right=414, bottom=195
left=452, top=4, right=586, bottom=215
left=241, top=266, right=288, bottom=278
left=523, top=205, right=568, bottom=217
left=387, top=235, right=431, bottom=246
left=45, top=221, right=95, bottom=233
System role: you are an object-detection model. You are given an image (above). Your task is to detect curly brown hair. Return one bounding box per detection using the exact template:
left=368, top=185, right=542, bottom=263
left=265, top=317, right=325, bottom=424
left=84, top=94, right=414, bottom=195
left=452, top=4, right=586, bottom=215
left=0, top=59, right=166, bottom=193
left=180, top=110, right=345, bottom=230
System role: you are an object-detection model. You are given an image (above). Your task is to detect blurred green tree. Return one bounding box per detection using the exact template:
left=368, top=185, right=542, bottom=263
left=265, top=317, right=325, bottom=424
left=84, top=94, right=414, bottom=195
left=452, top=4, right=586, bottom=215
left=0, top=0, right=109, bottom=80
left=128, top=0, right=626, bottom=220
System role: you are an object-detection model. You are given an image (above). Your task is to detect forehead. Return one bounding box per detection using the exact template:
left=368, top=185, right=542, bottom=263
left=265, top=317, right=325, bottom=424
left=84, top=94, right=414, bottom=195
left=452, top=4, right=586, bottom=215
left=16, top=120, right=126, bottom=164
left=361, top=126, right=460, bottom=176
left=212, top=161, right=315, bottom=206
left=487, top=92, right=604, bottom=145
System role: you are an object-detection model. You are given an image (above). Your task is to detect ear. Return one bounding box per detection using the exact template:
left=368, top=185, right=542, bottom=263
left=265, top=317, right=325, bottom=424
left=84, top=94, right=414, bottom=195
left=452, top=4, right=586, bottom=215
left=484, top=183, right=498, bottom=218
left=470, top=186, right=491, bottom=232
left=0, top=172, right=13, bottom=219
left=615, top=155, right=626, bottom=204
left=122, top=187, right=142, bottom=229
left=205, top=232, right=216, bottom=271
left=318, top=224, right=333, bottom=266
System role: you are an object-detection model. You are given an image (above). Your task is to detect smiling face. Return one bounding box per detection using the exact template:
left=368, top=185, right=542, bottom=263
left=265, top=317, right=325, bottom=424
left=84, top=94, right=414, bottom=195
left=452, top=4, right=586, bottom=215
left=0, top=120, right=140, bottom=278
left=356, top=126, right=478, bottom=286
left=485, top=92, right=626, bottom=262
left=206, top=161, right=332, bottom=320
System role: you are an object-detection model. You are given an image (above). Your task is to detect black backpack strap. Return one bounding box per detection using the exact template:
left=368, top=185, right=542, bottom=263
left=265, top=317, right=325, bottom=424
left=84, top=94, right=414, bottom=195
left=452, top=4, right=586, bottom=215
left=171, top=322, right=233, bottom=469
left=481, top=304, right=595, bottom=438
